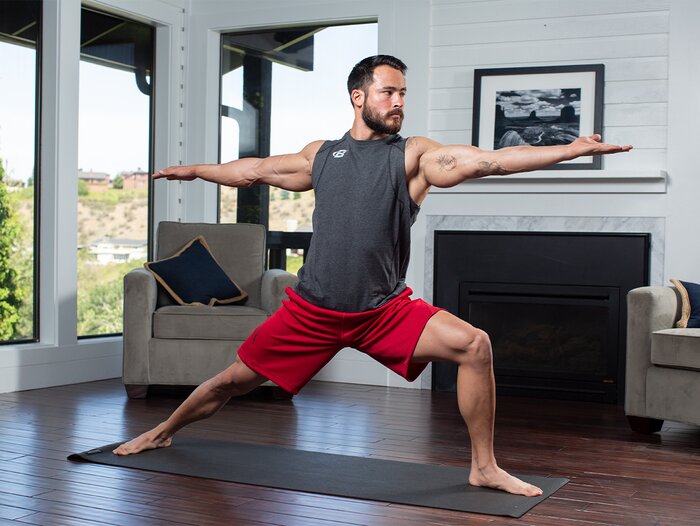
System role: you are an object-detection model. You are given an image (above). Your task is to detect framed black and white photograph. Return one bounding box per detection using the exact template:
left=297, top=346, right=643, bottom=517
left=472, top=64, right=604, bottom=169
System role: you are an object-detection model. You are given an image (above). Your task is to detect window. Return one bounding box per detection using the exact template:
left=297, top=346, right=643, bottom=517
left=219, top=23, right=378, bottom=273
left=77, top=8, right=154, bottom=337
left=0, top=0, right=41, bottom=343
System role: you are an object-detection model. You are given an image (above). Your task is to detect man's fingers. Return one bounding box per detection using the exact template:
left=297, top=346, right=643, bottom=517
left=612, top=144, right=633, bottom=152
left=153, top=168, right=174, bottom=178
left=581, top=134, right=632, bottom=150
left=575, top=136, right=633, bottom=156
left=152, top=167, right=196, bottom=181
left=600, top=143, right=633, bottom=154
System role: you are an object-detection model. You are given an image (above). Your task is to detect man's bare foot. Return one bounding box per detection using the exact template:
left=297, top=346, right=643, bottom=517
left=469, top=464, right=543, bottom=497
left=112, top=424, right=172, bottom=456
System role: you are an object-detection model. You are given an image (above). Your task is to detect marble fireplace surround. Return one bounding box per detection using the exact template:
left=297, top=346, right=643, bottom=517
left=423, top=215, right=665, bottom=305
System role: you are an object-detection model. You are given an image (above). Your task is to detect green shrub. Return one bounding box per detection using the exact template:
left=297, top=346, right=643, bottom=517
left=0, top=160, right=28, bottom=340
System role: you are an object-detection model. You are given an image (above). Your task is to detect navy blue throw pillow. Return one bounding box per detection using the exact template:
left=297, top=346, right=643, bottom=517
left=670, top=279, right=700, bottom=329
left=145, top=236, right=247, bottom=306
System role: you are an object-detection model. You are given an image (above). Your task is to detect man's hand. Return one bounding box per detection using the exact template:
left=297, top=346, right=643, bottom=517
left=567, top=134, right=633, bottom=157
left=153, top=165, right=198, bottom=181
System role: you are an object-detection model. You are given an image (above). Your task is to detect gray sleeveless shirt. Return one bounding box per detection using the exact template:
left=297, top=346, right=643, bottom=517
left=294, top=131, right=420, bottom=312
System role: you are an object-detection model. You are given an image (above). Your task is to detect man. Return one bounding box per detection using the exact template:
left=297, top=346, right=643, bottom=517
left=114, top=55, right=631, bottom=497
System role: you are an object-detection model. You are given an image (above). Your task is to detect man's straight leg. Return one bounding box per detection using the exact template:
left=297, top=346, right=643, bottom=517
left=113, top=358, right=268, bottom=455
left=411, top=310, right=543, bottom=497
left=114, top=289, right=344, bottom=456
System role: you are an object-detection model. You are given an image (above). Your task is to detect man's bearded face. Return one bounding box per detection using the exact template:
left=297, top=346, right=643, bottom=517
left=361, top=97, right=404, bottom=134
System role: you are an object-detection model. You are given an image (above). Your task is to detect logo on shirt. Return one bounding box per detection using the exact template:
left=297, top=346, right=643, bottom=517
left=332, top=149, right=347, bottom=158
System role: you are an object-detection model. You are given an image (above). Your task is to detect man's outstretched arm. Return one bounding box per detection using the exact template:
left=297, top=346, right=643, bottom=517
left=152, top=140, right=324, bottom=191
left=419, top=134, right=632, bottom=189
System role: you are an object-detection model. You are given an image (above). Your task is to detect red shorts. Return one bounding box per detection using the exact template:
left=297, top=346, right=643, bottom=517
left=237, top=287, right=442, bottom=394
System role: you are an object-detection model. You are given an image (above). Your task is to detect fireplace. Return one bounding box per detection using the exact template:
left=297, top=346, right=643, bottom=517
left=432, top=231, right=650, bottom=403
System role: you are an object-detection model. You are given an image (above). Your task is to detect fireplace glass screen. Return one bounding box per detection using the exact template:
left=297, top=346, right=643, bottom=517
left=460, top=282, right=619, bottom=393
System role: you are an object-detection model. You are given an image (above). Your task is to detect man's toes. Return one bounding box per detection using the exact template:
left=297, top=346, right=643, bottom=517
left=524, top=483, right=543, bottom=497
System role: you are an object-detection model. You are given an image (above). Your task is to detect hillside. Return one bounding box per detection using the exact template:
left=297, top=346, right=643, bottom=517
left=12, top=185, right=314, bottom=246
left=219, top=186, right=315, bottom=232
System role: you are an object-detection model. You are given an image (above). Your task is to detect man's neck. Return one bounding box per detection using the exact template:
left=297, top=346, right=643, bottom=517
left=349, top=121, right=391, bottom=141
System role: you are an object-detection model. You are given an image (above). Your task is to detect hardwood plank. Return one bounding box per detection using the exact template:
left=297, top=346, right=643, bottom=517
left=0, top=507, right=33, bottom=521
left=14, top=512, right=123, bottom=526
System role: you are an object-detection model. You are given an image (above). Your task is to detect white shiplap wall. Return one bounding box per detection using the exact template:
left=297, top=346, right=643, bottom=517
left=428, top=0, right=670, bottom=172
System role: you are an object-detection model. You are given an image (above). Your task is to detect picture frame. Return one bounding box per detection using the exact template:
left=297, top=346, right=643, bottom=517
left=472, top=64, right=604, bottom=170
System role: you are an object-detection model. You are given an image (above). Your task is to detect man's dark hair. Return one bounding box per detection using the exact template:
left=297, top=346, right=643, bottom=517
left=347, top=55, right=407, bottom=100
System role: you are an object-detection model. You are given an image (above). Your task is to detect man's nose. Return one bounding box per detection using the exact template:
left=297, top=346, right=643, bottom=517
left=392, top=93, right=404, bottom=107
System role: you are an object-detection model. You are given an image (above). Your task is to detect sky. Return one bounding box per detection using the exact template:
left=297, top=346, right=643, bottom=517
left=0, top=22, right=377, bottom=182
left=496, top=88, right=582, bottom=118
left=0, top=41, right=150, bottom=182
left=0, top=42, right=37, bottom=182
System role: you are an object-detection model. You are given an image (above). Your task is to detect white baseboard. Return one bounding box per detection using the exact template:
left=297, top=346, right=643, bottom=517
left=0, top=338, right=122, bottom=394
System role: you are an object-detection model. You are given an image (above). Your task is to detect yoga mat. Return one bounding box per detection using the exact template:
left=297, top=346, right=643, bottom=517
left=69, top=437, right=567, bottom=518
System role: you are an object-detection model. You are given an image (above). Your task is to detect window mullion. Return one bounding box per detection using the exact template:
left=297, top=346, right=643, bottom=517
left=39, top=0, right=81, bottom=346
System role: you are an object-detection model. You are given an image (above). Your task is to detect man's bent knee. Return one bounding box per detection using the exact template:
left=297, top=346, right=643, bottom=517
left=455, top=328, right=492, bottom=369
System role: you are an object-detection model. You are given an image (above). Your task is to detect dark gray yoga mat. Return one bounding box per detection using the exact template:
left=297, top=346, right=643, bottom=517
left=69, top=437, right=567, bottom=518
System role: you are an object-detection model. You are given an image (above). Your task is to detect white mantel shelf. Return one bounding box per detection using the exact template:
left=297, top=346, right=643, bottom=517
left=430, top=170, right=667, bottom=194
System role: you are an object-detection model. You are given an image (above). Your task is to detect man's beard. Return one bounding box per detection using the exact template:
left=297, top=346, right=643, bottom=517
left=362, top=105, right=403, bottom=135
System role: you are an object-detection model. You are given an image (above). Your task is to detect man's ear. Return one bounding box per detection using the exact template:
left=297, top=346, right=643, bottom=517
left=351, top=88, right=365, bottom=108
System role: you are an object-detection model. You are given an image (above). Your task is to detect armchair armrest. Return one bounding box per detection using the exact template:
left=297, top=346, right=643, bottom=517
left=261, top=269, right=298, bottom=314
left=122, top=268, right=158, bottom=384
left=625, top=286, right=679, bottom=416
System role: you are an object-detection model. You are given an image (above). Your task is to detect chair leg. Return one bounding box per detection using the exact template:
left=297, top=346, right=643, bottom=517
left=124, top=384, right=149, bottom=399
left=627, top=415, right=663, bottom=434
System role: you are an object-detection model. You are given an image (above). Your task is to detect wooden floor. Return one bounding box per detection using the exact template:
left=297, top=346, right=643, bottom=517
left=0, top=379, right=699, bottom=526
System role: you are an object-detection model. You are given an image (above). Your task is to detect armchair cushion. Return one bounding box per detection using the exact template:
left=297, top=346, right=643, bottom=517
left=145, top=236, right=247, bottom=306
left=651, top=328, right=700, bottom=370
left=153, top=305, right=268, bottom=340
left=670, top=279, right=700, bottom=328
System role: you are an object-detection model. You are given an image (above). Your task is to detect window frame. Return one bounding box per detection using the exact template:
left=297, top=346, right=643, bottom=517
left=0, top=0, right=43, bottom=345
left=76, top=5, right=157, bottom=339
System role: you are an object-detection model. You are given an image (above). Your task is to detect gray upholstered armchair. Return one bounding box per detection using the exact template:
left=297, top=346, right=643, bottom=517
left=122, top=221, right=297, bottom=398
left=625, top=286, right=700, bottom=432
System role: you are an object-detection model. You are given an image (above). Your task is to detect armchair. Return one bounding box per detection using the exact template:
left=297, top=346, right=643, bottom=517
left=625, top=286, right=700, bottom=432
left=122, top=221, right=297, bottom=398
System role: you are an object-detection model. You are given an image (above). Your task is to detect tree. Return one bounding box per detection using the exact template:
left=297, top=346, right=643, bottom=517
left=78, top=179, right=89, bottom=196
left=113, top=175, right=124, bottom=189
left=77, top=278, right=123, bottom=335
left=0, top=159, right=27, bottom=340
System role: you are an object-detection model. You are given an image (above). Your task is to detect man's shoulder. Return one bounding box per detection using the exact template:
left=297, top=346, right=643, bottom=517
left=406, top=135, right=441, bottom=148
left=301, top=139, right=329, bottom=160
left=405, top=136, right=443, bottom=158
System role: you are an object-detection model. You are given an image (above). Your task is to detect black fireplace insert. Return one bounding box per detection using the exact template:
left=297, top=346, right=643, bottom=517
left=432, top=231, right=650, bottom=403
